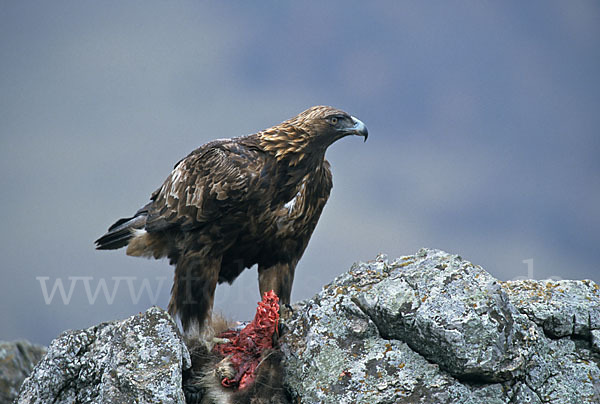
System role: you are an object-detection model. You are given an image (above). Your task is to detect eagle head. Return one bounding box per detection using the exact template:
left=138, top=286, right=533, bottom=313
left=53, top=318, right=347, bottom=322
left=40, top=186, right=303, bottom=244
left=291, top=105, right=368, bottom=145
left=259, top=105, right=368, bottom=162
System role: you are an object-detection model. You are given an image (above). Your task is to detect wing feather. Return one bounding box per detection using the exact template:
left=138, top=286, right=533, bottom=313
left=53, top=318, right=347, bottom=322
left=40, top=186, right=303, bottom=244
left=145, top=141, right=263, bottom=232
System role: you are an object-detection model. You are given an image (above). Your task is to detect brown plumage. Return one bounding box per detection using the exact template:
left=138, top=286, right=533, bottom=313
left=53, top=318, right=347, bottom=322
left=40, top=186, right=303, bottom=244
left=95, top=106, right=368, bottom=332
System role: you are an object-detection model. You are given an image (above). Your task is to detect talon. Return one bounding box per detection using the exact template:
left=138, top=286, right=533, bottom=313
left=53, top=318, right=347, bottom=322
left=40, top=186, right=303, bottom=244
left=212, top=337, right=231, bottom=345
left=278, top=303, right=294, bottom=333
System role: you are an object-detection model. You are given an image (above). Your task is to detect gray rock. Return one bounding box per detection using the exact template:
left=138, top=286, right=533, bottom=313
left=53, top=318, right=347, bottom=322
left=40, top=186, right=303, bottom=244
left=502, top=279, right=600, bottom=338
left=11, top=249, right=600, bottom=403
left=0, top=340, right=46, bottom=404
left=355, top=250, right=538, bottom=382
left=16, top=306, right=190, bottom=404
left=524, top=337, right=600, bottom=403
left=280, top=249, right=600, bottom=403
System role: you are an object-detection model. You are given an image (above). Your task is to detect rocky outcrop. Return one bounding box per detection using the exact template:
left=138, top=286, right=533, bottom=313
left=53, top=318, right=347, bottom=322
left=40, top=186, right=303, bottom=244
left=16, top=307, right=190, bottom=404
left=14, top=249, right=600, bottom=403
left=281, top=249, right=600, bottom=403
left=0, top=340, right=46, bottom=404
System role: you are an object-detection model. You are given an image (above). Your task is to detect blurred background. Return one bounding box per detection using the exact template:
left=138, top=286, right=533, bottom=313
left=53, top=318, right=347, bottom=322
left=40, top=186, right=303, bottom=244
left=1, top=1, right=598, bottom=346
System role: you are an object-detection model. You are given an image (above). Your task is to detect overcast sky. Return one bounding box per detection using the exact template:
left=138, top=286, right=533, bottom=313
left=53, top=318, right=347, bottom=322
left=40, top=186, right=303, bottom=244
left=1, top=1, right=599, bottom=346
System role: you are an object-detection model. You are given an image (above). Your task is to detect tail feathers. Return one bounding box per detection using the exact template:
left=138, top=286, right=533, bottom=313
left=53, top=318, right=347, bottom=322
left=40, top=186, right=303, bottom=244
left=95, top=214, right=146, bottom=250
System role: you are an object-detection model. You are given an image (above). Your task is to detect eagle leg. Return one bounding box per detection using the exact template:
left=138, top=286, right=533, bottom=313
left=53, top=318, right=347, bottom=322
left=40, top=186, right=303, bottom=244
left=257, top=262, right=295, bottom=305
left=169, top=252, right=221, bottom=334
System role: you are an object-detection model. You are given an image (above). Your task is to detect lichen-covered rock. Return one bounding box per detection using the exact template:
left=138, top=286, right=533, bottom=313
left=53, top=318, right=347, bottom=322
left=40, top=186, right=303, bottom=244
left=525, top=337, right=600, bottom=403
left=499, top=279, right=600, bottom=402
left=0, top=340, right=46, bottom=403
left=280, top=297, right=502, bottom=404
left=8, top=249, right=600, bottom=403
left=355, top=249, right=539, bottom=382
left=16, top=306, right=190, bottom=404
left=502, top=279, right=600, bottom=338
left=280, top=248, right=600, bottom=404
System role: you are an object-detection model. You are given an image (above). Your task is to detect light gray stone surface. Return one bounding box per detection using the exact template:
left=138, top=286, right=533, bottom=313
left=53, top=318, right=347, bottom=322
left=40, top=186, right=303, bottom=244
left=502, top=279, right=600, bottom=338
left=0, top=340, right=46, bottom=404
left=280, top=249, right=600, bottom=403
left=16, top=306, right=190, bottom=404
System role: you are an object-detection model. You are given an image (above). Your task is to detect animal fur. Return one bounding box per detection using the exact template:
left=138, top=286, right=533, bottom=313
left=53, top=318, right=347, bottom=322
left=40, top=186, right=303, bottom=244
left=183, top=327, right=291, bottom=404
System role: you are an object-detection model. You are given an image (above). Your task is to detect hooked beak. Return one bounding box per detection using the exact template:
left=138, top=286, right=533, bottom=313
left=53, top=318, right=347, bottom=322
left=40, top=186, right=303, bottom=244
left=349, top=116, right=368, bottom=142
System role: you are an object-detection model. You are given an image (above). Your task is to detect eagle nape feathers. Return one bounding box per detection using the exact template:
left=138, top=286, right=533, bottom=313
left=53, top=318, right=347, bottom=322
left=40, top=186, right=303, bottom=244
left=95, top=105, right=368, bottom=333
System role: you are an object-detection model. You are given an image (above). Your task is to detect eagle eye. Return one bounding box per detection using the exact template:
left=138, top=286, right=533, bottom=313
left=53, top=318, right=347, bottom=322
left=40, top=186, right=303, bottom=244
left=326, top=114, right=349, bottom=127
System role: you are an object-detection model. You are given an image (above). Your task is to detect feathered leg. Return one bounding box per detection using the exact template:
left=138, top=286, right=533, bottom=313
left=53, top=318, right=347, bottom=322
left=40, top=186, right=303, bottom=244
left=258, top=262, right=295, bottom=305
left=169, top=252, right=221, bottom=334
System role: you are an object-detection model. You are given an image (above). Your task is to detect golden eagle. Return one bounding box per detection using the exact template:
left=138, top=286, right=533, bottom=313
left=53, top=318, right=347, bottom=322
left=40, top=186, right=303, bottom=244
left=95, top=106, right=368, bottom=332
